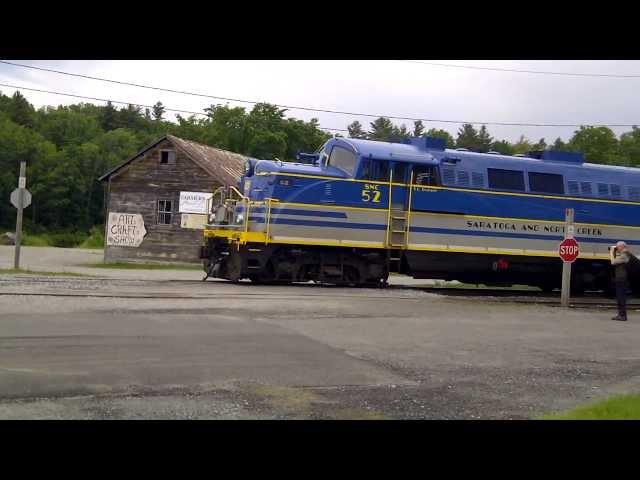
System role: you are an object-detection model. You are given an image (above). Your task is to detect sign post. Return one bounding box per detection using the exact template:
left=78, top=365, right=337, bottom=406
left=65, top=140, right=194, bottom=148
left=12, top=161, right=27, bottom=270
left=559, top=208, right=578, bottom=307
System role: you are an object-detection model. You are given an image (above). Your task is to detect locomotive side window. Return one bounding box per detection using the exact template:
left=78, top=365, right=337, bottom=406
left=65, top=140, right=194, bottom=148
left=528, top=172, right=565, bottom=195
left=328, top=146, right=357, bottom=176
left=487, top=168, right=525, bottom=191
left=412, top=165, right=439, bottom=186
left=392, top=162, right=407, bottom=184
left=375, top=161, right=390, bottom=181
left=360, top=160, right=390, bottom=182
left=359, top=159, right=371, bottom=179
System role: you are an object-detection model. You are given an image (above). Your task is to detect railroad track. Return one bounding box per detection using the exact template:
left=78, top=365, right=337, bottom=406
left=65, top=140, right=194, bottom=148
left=0, top=274, right=636, bottom=308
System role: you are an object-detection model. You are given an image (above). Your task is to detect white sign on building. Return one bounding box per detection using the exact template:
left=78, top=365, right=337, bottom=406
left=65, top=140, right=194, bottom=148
left=181, top=213, right=207, bottom=230
left=179, top=191, right=213, bottom=214
left=106, top=212, right=147, bottom=247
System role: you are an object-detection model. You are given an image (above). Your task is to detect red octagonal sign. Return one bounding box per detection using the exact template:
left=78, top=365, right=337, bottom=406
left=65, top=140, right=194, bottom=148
left=559, top=237, right=580, bottom=263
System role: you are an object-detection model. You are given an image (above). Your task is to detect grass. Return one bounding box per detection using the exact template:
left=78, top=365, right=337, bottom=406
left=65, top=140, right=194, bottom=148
left=21, top=233, right=51, bottom=247
left=0, top=268, right=94, bottom=277
left=541, top=394, right=640, bottom=420
left=78, top=226, right=104, bottom=249
left=83, top=262, right=202, bottom=270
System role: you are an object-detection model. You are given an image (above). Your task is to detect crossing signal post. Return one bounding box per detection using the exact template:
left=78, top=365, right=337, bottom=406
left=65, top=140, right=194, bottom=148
left=559, top=208, right=579, bottom=307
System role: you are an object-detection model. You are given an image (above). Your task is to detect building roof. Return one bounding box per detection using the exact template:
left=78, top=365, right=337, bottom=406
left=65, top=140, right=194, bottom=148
left=98, top=134, right=247, bottom=185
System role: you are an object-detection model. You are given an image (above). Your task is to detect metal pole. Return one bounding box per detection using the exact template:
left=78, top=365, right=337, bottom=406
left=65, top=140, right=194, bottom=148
left=560, top=208, right=575, bottom=307
left=14, top=161, right=26, bottom=270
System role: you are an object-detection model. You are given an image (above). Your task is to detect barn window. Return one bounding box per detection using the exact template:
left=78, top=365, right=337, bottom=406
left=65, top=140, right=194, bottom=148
left=160, top=150, right=175, bottom=165
left=157, top=200, right=173, bottom=225
left=528, top=172, right=565, bottom=195
left=487, top=168, right=525, bottom=191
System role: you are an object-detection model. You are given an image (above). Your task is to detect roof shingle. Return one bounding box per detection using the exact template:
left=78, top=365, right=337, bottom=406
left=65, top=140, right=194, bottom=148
left=99, top=134, right=248, bottom=185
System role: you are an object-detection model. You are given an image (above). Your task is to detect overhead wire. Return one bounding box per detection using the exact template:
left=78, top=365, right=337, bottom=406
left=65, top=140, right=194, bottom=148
left=1, top=60, right=638, bottom=127
left=0, top=82, right=349, bottom=132
left=399, top=60, right=640, bottom=78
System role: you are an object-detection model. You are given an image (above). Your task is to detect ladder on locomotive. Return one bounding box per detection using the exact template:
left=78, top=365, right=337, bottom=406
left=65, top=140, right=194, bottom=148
left=389, top=208, right=408, bottom=248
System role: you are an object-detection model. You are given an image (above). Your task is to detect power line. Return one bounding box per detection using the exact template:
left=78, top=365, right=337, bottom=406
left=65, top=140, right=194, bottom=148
left=1, top=60, right=637, bottom=128
left=0, top=82, right=348, bottom=132
left=400, top=60, right=640, bottom=78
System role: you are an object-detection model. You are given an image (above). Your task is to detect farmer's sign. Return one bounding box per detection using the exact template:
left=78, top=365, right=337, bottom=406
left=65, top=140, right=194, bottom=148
left=106, top=212, right=147, bottom=247
left=179, top=191, right=213, bottom=214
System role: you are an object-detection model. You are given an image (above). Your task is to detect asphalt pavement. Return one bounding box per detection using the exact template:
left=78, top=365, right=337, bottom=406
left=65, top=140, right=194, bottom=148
left=1, top=247, right=639, bottom=419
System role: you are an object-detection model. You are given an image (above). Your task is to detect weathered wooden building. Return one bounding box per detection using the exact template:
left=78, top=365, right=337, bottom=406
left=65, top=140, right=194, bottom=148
left=99, top=135, right=246, bottom=263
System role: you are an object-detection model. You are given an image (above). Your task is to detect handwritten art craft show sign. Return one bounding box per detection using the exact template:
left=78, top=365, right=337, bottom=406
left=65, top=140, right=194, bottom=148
left=106, top=213, right=147, bottom=247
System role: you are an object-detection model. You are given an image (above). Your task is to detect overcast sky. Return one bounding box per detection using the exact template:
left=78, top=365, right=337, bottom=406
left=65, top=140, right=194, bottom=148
left=1, top=60, right=639, bottom=144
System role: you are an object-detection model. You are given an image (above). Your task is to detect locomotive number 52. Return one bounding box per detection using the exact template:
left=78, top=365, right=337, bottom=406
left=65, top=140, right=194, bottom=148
left=362, top=184, right=381, bottom=203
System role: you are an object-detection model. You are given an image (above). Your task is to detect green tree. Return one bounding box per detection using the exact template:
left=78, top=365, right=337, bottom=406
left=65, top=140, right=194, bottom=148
left=568, top=126, right=622, bottom=165
left=203, top=104, right=249, bottom=153
left=456, top=124, right=481, bottom=150
left=491, top=139, right=515, bottom=155
left=391, top=124, right=411, bottom=141
left=477, top=125, right=493, bottom=153
left=8, top=91, right=36, bottom=128
left=100, top=101, right=118, bottom=131
left=512, top=135, right=533, bottom=155
left=152, top=102, right=165, bottom=121
left=413, top=120, right=425, bottom=137
left=116, top=104, right=144, bottom=130
left=368, top=117, right=396, bottom=141
left=282, top=117, right=330, bottom=160
left=347, top=120, right=367, bottom=139
left=35, top=106, right=102, bottom=148
left=532, top=138, right=547, bottom=151
left=425, top=128, right=455, bottom=148
left=552, top=137, right=567, bottom=151
left=248, top=130, right=288, bottom=159
left=619, top=126, right=640, bottom=166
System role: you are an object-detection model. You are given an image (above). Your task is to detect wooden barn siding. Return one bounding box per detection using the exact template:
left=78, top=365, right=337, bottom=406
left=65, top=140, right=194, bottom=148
left=104, top=139, right=220, bottom=263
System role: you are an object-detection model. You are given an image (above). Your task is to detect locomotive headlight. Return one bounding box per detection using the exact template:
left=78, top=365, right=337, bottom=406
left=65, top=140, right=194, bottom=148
left=235, top=213, right=244, bottom=224
left=244, top=161, right=251, bottom=174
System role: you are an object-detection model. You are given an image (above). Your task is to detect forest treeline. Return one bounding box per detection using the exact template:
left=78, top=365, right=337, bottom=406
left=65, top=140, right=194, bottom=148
left=1, top=90, right=639, bottom=236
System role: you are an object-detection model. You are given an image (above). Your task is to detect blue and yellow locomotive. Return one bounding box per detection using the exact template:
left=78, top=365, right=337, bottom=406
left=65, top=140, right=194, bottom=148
left=201, top=136, right=640, bottom=292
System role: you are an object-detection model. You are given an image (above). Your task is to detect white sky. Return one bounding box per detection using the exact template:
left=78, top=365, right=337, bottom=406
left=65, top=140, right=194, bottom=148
left=1, top=60, right=639, bottom=144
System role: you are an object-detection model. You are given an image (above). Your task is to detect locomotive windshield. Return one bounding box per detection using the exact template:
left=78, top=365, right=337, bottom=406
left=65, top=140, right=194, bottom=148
left=327, top=146, right=357, bottom=176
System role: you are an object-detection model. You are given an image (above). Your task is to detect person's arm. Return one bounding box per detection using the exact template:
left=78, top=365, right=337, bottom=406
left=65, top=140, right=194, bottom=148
left=611, top=251, right=630, bottom=265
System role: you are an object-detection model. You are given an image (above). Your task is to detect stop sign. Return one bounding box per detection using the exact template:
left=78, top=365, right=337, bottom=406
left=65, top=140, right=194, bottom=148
left=559, top=237, right=580, bottom=263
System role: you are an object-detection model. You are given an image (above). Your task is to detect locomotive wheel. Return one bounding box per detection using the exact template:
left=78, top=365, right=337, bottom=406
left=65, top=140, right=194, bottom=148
left=342, top=266, right=360, bottom=287
left=225, top=250, right=242, bottom=282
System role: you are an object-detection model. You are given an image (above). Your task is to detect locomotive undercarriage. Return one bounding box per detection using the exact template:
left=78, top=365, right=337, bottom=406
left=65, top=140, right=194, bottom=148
left=201, top=238, right=631, bottom=294
left=201, top=238, right=389, bottom=287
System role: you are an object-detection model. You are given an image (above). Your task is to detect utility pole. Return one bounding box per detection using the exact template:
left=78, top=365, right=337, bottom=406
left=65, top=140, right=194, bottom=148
left=560, top=208, right=576, bottom=307
left=14, top=161, right=26, bottom=269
